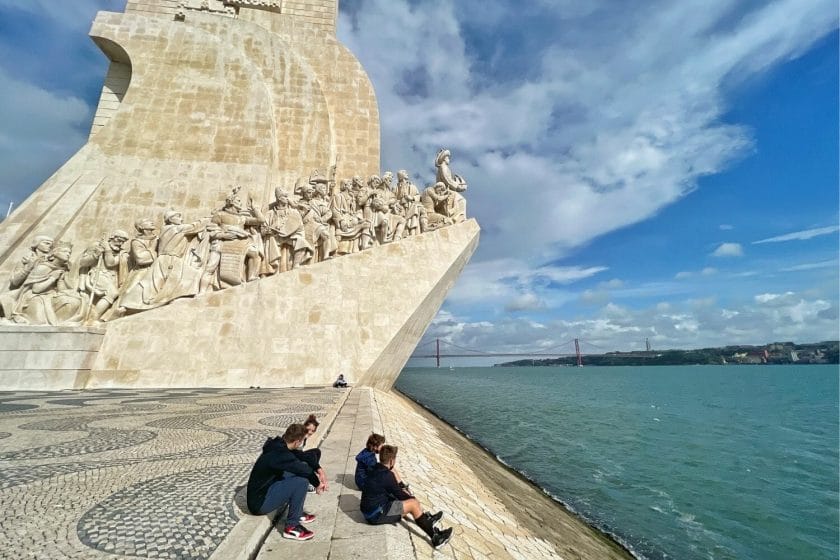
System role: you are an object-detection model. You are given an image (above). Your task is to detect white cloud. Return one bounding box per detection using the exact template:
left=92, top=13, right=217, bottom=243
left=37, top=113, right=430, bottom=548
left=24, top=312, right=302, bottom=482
left=505, top=293, right=546, bottom=312
left=754, top=225, right=840, bottom=244
left=701, top=267, right=718, bottom=276
left=340, top=0, right=837, bottom=264
left=711, top=242, right=744, bottom=257
left=675, top=271, right=693, bottom=279
left=0, top=66, right=91, bottom=205
left=419, top=289, right=837, bottom=355
left=781, top=260, right=838, bottom=272
left=755, top=292, right=795, bottom=305
left=447, top=258, right=606, bottom=306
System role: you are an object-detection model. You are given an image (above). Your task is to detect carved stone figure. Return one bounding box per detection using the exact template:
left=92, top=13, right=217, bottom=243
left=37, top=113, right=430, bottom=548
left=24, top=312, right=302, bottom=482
left=264, top=188, right=313, bottom=273
left=353, top=175, right=377, bottom=250
left=330, top=180, right=368, bottom=255
left=371, top=172, right=406, bottom=245
left=113, top=218, right=158, bottom=317
left=79, top=230, right=130, bottom=322
left=420, top=182, right=455, bottom=231
left=434, top=149, right=468, bottom=223
left=9, top=235, right=53, bottom=290
left=199, top=238, right=222, bottom=294
left=120, top=211, right=207, bottom=312
left=300, top=182, right=337, bottom=262
left=395, top=170, right=427, bottom=237
left=0, top=148, right=470, bottom=327
left=14, top=242, right=87, bottom=325
left=211, top=187, right=266, bottom=286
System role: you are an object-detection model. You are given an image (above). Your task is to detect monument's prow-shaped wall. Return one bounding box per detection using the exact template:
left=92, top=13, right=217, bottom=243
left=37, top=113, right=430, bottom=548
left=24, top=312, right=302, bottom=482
left=0, top=0, right=480, bottom=391
left=0, top=0, right=379, bottom=279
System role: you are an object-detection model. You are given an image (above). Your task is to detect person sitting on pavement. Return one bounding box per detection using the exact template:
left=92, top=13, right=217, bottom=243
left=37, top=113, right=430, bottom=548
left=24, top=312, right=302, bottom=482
left=245, top=423, right=325, bottom=541
left=333, top=374, right=348, bottom=388
left=355, top=433, right=410, bottom=493
left=299, top=414, right=328, bottom=494
left=359, top=444, right=452, bottom=549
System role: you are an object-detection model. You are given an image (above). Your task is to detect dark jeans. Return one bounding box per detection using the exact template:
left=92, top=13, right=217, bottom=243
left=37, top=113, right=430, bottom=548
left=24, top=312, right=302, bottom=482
left=258, top=473, right=308, bottom=528
left=296, top=448, right=321, bottom=470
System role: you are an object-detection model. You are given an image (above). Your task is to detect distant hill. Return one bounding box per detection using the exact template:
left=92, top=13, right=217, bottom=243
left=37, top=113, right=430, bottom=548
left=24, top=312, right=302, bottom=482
left=495, top=341, right=839, bottom=367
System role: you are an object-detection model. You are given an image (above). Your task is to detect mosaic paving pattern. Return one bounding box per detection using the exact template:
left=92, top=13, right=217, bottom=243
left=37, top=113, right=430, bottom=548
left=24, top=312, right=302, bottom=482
left=0, top=387, right=345, bottom=559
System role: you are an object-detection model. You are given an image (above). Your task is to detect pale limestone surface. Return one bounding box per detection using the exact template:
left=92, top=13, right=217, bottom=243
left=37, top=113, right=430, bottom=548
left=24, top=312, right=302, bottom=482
left=0, top=325, right=105, bottom=390
left=0, top=0, right=378, bottom=284
left=86, top=220, right=479, bottom=391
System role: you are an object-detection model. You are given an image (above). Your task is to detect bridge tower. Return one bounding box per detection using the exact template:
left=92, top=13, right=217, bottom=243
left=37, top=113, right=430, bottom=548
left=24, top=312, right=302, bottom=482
left=574, top=338, right=583, bottom=367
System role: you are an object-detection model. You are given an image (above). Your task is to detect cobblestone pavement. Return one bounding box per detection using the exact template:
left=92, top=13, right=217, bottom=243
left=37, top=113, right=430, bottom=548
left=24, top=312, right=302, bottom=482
left=0, top=388, right=345, bottom=559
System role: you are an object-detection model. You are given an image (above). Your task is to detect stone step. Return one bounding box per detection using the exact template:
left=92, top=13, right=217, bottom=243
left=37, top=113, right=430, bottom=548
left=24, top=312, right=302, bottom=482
left=0, top=326, right=105, bottom=390
left=256, top=387, right=414, bottom=559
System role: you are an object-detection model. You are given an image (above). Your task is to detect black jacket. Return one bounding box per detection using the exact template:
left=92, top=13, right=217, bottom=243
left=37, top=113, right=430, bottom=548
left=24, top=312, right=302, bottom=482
left=246, top=437, right=321, bottom=514
left=360, top=463, right=411, bottom=515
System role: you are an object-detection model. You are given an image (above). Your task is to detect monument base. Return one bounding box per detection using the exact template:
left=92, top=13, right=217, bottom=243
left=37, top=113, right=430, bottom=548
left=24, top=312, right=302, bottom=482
left=0, top=325, right=105, bottom=390
left=83, top=220, right=479, bottom=390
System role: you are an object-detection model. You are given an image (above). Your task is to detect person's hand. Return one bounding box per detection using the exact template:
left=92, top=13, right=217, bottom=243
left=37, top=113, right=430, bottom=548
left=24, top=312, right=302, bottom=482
left=316, top=482, right=327, bottom=494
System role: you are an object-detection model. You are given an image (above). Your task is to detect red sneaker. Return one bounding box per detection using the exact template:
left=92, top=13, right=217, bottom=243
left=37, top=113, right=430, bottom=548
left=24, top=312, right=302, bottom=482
left=283, top=524, right=314, bottom=541
left=300, top=512, right=316, bottom=523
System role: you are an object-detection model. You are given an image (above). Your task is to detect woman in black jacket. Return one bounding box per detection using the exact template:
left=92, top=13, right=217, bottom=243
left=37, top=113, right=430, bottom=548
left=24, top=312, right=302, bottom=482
left=246, top=423, right=324, bottom=541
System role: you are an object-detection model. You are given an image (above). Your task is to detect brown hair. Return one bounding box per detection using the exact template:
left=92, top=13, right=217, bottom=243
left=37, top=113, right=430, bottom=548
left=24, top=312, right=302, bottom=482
left=304, top=414, right=319, bottom=429
left=366, top=433, right=386, bottom=451
left=379, top=444, right=398, bottom=466
left=282, top=423, right=308, bottom=444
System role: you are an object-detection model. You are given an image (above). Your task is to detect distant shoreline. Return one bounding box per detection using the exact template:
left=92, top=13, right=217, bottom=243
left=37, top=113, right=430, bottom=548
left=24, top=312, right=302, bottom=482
left=495, top=341, right=839, bottom=367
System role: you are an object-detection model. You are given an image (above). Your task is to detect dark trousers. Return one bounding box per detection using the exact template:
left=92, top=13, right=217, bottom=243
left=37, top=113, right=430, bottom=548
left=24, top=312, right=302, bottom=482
left=258, top=473, right=308, bottom=527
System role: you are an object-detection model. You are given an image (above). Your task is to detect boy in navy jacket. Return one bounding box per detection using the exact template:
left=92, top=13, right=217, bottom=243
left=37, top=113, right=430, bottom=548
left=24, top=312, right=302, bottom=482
left=359, top=445, right=453, bottom=549
left=246, top=423, right=325, bottom=541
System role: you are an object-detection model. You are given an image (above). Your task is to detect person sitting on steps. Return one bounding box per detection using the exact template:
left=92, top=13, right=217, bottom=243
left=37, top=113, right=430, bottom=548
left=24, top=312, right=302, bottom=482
left=333, top=374, right=348, bottom=388
left=355, top=433, right=410, bottom=493
left=299, top=414, right=328, bottom=495
left=245, top=423, right=325, bottom=541
left=359, top=444, right=453, bottom=549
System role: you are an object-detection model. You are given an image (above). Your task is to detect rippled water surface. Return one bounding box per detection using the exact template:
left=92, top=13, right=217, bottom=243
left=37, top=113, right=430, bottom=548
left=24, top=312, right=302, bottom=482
left=396, top=365, right=839, bottom=560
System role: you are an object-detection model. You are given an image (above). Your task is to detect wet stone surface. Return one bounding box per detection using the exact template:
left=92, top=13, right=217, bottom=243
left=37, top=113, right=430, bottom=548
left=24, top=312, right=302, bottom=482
left=0, top=387, right=345, bottom=559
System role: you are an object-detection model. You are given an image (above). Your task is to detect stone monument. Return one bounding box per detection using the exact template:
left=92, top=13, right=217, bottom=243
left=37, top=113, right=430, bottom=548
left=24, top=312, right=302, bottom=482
left=0, top=0, right=479, bottom=390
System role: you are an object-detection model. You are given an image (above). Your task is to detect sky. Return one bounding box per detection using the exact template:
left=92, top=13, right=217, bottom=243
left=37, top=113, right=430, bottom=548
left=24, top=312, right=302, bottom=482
left=0, top=0, right=837, bottom=362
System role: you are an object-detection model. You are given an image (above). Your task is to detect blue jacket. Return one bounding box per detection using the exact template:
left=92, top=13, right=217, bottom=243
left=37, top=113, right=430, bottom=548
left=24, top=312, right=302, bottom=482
left=360, top=463, right=411, bottom=517
left=354, top=448, right=377, bottom=489
left=246, top=437, right=321, bottom=514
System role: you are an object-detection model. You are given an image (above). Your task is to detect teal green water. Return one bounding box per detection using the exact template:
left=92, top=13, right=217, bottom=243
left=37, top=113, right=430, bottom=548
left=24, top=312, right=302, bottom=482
left=395, top=365, right=839, bottom=560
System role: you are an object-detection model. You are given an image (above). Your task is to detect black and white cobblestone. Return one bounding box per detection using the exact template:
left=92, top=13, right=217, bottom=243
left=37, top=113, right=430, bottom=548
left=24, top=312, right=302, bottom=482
left=0, top=387, right=344, bottom=558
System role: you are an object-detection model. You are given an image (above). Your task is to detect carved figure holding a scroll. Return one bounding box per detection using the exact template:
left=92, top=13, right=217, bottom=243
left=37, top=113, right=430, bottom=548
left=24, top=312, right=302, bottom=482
left=212, top=187, right=266, bottom=285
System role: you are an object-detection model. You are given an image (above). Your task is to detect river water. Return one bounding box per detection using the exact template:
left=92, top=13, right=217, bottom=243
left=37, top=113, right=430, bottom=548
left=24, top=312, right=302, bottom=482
left=395, top=365, right=838, bottom=560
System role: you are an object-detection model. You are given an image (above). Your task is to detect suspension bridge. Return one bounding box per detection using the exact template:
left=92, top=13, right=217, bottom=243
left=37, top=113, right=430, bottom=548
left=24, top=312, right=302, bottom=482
left=411, top=338, right=651, bottom=367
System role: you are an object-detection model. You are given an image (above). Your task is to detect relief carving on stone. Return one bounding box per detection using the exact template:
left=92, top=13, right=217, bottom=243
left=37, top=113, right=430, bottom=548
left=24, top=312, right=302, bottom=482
left=0, top=149, right=471, bottom=326
left=177, top=0, right=237, bottom=20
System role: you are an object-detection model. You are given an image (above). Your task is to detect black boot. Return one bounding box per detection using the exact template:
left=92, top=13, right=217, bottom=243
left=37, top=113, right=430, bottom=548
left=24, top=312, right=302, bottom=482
left=429, top=511, right=443, bottom=525
left=415, top=513, right=436, bottom=538
left=432, top=527, right=453, bottom=549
